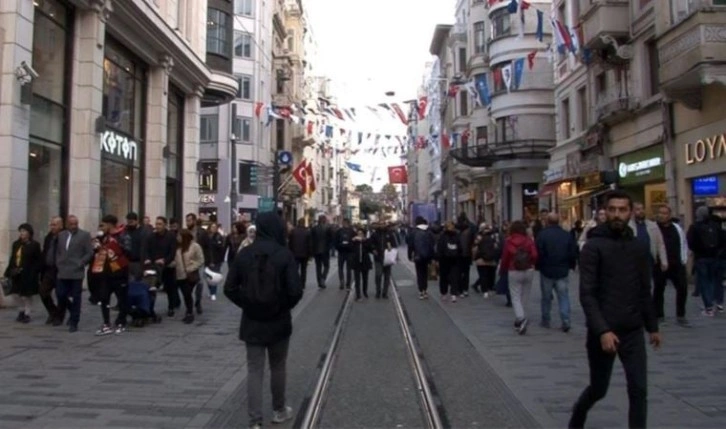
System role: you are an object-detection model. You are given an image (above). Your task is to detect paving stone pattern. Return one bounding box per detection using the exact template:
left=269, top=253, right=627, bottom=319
left=399, top=259, right=726, bottom=429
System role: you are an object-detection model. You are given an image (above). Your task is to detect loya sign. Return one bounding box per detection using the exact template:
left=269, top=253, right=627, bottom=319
left=100, top=130, right=138, bottom=161
left=685, top=133, right=726, bottom=165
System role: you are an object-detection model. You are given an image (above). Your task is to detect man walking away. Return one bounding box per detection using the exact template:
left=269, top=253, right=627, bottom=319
left=536, top=213, right=577, bottom=332
left=144, top=217, right=177, bottom=317
left=687, top=206, right=726, bottom=316
left=224, top=212, right=303, bottom=429
left=288, top=218, right=312, bottom=289
left=55, top=215, right=93, bottom=332
left=436, top=222, right=462, bottom=303
left=569, top=190, right=661, bottom=429
left=186, top=213, right=209, bottom=314
left=457, top=216, right=475, bottom=298
left=40, top=217, right=63, bottom=324
left=334, top=218, right=355, bottom=289
left=370, top=222, right=397, bottom=299
left=654, top=205, right=690, bottom=326
left=473, top=225, right=500, bottom=298
left=500, top=221, right=538, bottom=334
left=311, top=215, right=333, bottom=289
left=410, top=217, right=435, bottom=300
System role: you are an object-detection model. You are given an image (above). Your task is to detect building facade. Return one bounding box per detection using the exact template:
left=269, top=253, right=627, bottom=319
left=1, top=0, right=236, bottom=269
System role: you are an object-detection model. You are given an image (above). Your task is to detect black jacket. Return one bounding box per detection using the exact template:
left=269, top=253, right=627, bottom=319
left=369, top=229, right=397, bottom=263
left=224, top=212, right=303, bottom=345
left=536, top=225, right=578, bottom=280
left=207, top=232, right=226, bottom=269
left=350, top=238, right=373, bottom=271
left=458, top=224, right=475, bottom=258
left=123, top=225, right=148, bottom=262
left=579, top=224, right=658, bottom=336
left=686, top=217, right=725, bottom=259
left=311, top=224, right=333, bottom=256
left=42, top=232, right=59, bottom=276
left=289, top=226, right=312, bottom=260
left=334, top=227, right=355, bottom=253
left=5, top=239, right=42, bottom=296
left=436, top=230, right=461, bottom=262
left=145, top=230, right=177, bottom=267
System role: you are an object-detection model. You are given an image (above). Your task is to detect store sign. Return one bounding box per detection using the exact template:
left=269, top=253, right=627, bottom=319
left=543, top=167, right=565, bottom=184
left=617, top=145, right=665, bottom=186
left=199, top=194, right=216, bottom=204
left=692, top=176, right=719, bottom=196
left=685, top=133, right=726, bottom=165
left=100, top=130, right=138, bottom=161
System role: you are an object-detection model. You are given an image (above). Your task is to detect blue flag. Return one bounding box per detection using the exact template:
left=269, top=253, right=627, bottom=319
left=346, top=162, right=363, bottom=173
left=325, top=125, right=334, bottom=138
left=475, top=73, right=491, bottom=106
left=536, top=10, right=544, bottom=42
left=507, top=0, right=518, bottom=13
left=513, top=58, right=525, bottom=90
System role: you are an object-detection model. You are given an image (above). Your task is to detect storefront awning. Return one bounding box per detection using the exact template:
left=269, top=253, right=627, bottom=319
left=562, top=186, right=612, bottom=203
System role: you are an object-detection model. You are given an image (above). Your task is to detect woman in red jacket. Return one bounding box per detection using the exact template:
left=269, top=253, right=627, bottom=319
left=499, top=220, right=538, bottom=335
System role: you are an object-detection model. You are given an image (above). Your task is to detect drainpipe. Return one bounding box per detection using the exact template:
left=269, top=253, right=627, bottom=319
left=662, top=101, right=679, bottom=217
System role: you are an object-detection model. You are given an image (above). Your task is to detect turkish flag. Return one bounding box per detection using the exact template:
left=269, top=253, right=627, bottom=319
left=306, top=120, right=314, bottom=135
left=417, top=96, right=428, bottom=119
left=388, top=165, right=408, bottom=184
left=292, top=160, right=308, bottom=192
left=254, top=102, right=265, bottom=118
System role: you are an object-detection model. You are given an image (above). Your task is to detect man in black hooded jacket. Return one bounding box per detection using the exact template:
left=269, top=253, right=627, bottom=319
left=569, top=190, right=661, bottom=429
left=224, top=212, right=303, bottom=428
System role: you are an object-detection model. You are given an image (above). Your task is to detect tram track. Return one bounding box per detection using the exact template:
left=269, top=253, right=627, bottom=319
left=294, top=276, right=447, bottom=429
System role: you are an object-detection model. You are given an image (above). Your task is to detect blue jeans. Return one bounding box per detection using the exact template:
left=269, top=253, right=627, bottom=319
left=540, top=275, right=571, bottom=327
left=695, top=258, right=720, bottom=310
left=56, top=278, right=83, bottom=326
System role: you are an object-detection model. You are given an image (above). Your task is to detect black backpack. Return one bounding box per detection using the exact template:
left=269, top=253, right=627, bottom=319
left=413, top=230, right=434, bottom=261
left=512, top=244, right=532, bottom=271
left=697, top=222, right=721, bottom=252
left=241, top=249, right=282, bottom=321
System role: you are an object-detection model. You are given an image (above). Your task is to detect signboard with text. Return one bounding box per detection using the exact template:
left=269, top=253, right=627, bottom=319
left=617, top=145, right=665, bottom=186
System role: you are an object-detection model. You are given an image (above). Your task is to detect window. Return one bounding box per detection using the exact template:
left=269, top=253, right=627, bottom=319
left=561, top=97, right=571, bottom=139
left=276, top=119, right=285, bottom=151
left=276, top=76, right=285, bottom=94
left=234, top=31, right=252, bottom=58
left=491, top=9, right=510, bottom=39
left=207, top=9, right=231, bottom=57
left=200, top=114, right=219, bottom=142
left=198, top=162, right=218, bottom=193
left=240, top=117, right=251, bottom=143
left=492, top=62, right=510, bottom=93
left=578, top=86, right=588, bottom=131
left=646, top=40, right=659, bottom=97
left=287, top=30, right=294, bottom=52
left=235, top=0, right=254, bottom=16
left=595, top=72, right=607, bottom=101
left=473, top=22, right=486, bottom=54
left=459, top=92, right=468, bottom=117
left=495, top=117, right=509, bottom=143
left=476, top=126, right=488, bottom=146
left=458, top=47, right=467, bottom=74
left=237, top=75, right=252, bottom=99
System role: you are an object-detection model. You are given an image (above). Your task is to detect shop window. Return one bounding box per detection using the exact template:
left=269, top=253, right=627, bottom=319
left=495, top=117, right=511, bottom=143
left=492, top=62, right=510, bottom=93
left=199, top=162, right=218, bottom=193
left=207, top=9, right=231, bottom=57
left=166, top=88, right=184, bottom=220
left=578, top=86, right=588, bottom=131
left=646, top=39, right=659, bottom=97
left=476, top=126, right=487, bottom=146
left=235, top=0, right=253, bottom=16
left=473, top=21, right=486, bottom=54
left=103, top=42, right=145, bottom=138
left=27, top=140, right=62, bottom=239
left=595, top=72, right=607, bottom=102
left=234, top=31, right=252, bottom=58
left=491, top=9, right=510, bottom=39
left=200, top=114, right=219, bottom=142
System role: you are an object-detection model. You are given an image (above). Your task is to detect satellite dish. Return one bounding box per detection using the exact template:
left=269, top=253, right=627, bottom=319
left=617, top=44, right=634, bottom=59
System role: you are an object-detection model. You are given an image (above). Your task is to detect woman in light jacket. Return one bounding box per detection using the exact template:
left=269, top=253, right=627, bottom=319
left=175, top=229, right=205, bottom=324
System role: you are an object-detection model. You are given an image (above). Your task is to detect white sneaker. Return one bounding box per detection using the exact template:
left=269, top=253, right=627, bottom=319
left=271, top=406, right=293, bottom=424
left=114, top=324, right=126, bottom=334
left=211, top=294, right=217, bottom=301
left=451, top=295, right=457, bottom=303
left=483, top=292, right=490, bottom=299
left=95, top=325, right=113, bottom=336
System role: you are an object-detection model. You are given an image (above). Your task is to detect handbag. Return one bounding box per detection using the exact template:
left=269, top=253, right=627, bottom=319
left=180, top=250, right=200, bottom=284
left=383, top=248, right=398, bottom=267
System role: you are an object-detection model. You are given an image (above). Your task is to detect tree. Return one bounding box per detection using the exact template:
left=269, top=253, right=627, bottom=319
left=381, top=184, right=399, bottom=204
left=355, top=184, right=373, bottom=194
left=359, top=198, right=381, bottom=219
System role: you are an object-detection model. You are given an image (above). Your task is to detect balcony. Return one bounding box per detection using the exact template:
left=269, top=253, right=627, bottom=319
left=593, top=89, right=640, bottom=125
left=657, top=1, right=726, bottom=109
left=489, top=71, right=554, bottom=99
left=579, top=0, right=630, bottom=50
left=449, top=139, right=555, bottom=168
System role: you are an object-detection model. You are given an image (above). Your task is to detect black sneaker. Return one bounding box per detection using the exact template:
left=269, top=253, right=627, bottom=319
left=518, top=318, right=529, bottom=335
left=15, top=312, right=25, bottom=322
left=562, top=325, right=571, bottom=333
left=195, top=304, right=203, bottom=315
left=21, top=315, right=31, bottom=324
left=68, top=324, right=78, bottom=333
left=183, top=314, right=195, bottom=324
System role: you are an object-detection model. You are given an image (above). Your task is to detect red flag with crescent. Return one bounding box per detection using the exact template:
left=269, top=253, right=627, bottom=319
left=254, top=102, right=265, bottom=118
left=387, top=165, right=408, bottom=184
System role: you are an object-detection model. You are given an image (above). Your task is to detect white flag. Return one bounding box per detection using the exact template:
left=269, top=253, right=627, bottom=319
left=502, top=64, right=513, bottom=92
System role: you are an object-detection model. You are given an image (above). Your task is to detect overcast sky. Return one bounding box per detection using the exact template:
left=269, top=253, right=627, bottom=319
left=304, top=0, right=456, bottom=189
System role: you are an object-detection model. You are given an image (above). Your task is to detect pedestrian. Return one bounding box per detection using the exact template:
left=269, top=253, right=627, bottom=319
left=224, top=212, right=302, bottom=429
left=288, top=218, right=312, bottom=290
left=241, top=225, right=257, bottom=249
left=629, top=202, right=669, bottom=276
left=174, top=229, right=205, bottom=324
left=311, top=215, right=333, bottom=289
left=206, top=222, right=226, bottom=301
left=5, top=223, right=42, bottom=323
left=457, top=214, right=475, bottom=298
left=579, top=209, right=607, bottom=250
left=410, top=216, right=435, bottom=300
left=687, top=206, right=726, bottom=316
left=40, top=217, right=64, bottom=324
left=473, top=224, right=500, bottom=298
left=535, top=213, right=577, bottom=332
left=55, top=215, right=93, bottom=332
left=225, top=221, right=246, bottom=263
left=436, top=221, right=461, bottom=303
left=500, top=220, right=538, bottom=334
left=334, top=218, right=355, bottom=290
left=186, top=213, right=209, bottom=315
left=144, top=216, right=178, bottom=317
left=351, top=227, right=373, bottom=301
left=653, top=205, right=690, bottom=326
left=91, top=215, right=131, bottom=335
left=569, top=190, right=661, bottom=429
left=370, top=222, right=397, bottom=299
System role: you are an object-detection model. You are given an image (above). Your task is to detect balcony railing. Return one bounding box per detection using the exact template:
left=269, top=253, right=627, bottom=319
left=593, top=89, right=640, bottom=124
left=449, top=139, right=555, bottom=167
left=490, top=71, right=554, bottom=97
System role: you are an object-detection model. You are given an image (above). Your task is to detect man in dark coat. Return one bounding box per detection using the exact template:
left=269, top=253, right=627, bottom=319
left=224, top=212, right=302, bottom=428
left=144, top=216, right=178, bottom=317
left=40, top=216, right=64, bottom=324
left=311, top=215, right=333, bottom=289
left=288, top=218, right=312, bottom=289
left=569, top=191, right=661, bottom=429
left=334, top=218, right=355, bottom=289
left=55, top=215, right=93, bottom=332
left=369, top=222, right=397, bottom=299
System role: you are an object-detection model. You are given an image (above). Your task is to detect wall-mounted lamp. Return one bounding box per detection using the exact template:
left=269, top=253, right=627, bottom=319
left=15, top=61, right=38, bottom=86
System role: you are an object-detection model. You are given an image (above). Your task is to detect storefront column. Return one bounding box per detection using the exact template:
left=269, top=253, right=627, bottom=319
left=68, top=4, right=109, bottom=229
left=0, top=2, right=33, bottom=270
left=144, top=58, right=172, bottom=218
left=183, top=90, right=202, bottom=216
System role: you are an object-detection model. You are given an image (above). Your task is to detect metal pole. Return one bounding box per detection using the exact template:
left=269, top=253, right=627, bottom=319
left=273, top=148, right=281, bottom=208
left=230, top=103, right=238, bottom=227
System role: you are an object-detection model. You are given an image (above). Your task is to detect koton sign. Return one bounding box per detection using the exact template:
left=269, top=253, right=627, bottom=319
left=685, top=133, right=726, bottom=165
left=100, top=130, right=138, bottom=161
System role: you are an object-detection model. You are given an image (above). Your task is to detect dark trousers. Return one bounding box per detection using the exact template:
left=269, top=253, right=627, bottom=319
left=354, top=268, right=370, bottom=298
left=179, top=279, right=196, bottom=315
left=314, top=253, right=330, bottom=287
left=439, top=260, right=459, bottom=296
left=296, top=258, right=309, bottom=289
left=459, top=257, right=472, bottom=293
left=163, top=267, right=180, bottom=311
left=100, top=278, right=128, bottom=327
left=653, top=263, right=687, bottom=318
left=477, top=265, right=496, bottom=293
left=569, top=329, right=648, bottom=429
left=246, top=338, right=290, bottom=426
left=39, top=271, right=58, bottom=318
left=56, top=278, right=82, bottom=326
left=414, top=260, right=430, bottom=292
left=374, top=262, right=392, bottom=297
left=337, top=251, right=352, bottom=288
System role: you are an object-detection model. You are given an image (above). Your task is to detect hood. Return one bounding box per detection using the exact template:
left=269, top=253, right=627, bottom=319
left=255, top=212, right=286, bottom=245
left=416, top=224, right=429, bottom=231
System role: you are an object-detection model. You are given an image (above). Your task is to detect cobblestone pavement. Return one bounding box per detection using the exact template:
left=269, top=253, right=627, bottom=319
left=399, top=258, right=726, bottom=429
